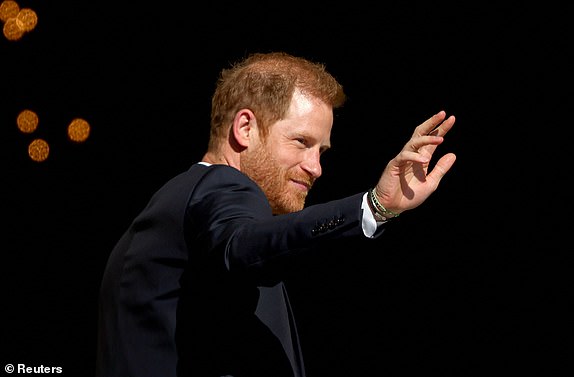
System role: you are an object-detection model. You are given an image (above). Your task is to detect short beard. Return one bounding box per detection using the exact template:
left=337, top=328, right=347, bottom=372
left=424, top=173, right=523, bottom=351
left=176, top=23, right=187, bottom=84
left=241, top=143, right=311, bottom=214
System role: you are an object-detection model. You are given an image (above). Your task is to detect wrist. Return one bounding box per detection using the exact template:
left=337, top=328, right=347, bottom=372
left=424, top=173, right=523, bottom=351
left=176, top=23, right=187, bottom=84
left=367, top=188, right=400, bottom=222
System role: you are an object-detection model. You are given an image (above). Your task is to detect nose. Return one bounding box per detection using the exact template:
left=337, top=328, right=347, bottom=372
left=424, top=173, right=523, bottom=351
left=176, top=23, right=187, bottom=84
left=300, top=148, right=322, bottom=179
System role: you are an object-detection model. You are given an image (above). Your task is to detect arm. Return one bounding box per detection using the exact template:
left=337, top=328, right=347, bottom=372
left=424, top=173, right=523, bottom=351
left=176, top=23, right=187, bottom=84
left=186, top=165, right=366, bottom=285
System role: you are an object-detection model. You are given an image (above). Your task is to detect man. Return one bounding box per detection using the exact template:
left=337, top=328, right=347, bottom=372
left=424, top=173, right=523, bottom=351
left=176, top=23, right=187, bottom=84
left=96, top=51, right=456, bottom=377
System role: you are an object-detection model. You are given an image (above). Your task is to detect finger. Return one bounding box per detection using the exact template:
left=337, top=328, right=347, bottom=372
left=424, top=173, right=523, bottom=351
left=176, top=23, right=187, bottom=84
left=427, top=153, right=457, bottom=181
left=428, top=115, right=456, bottom=137
left=403, top=134, right=443, bottom=153
left=414, top=110, right=447, bottom=137
left=394, top=150, right=432, bottom=165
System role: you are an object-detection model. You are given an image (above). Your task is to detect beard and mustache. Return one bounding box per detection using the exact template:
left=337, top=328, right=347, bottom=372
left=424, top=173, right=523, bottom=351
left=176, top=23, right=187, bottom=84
left=240, top=142, right=314, bottom=215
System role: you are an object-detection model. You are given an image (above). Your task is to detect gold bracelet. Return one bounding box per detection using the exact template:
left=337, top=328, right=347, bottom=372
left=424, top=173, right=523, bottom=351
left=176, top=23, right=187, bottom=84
left=366, top=191, right=388, bottom=222
left=368, top=188, right=399, bottom=220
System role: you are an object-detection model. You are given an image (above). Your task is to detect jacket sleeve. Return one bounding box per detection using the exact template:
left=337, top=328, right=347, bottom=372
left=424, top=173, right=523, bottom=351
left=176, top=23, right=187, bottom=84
left=185, top=165, right=369, bottom=285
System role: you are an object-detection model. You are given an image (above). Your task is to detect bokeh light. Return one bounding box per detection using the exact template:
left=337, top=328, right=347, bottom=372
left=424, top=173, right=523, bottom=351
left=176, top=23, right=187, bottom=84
left=3, top=16, right=23, bottom=40
left=15, top=7, right=36, bottom=32
left=0, top=0, right=19, bottom=22
left=28, top=138, right=49, bottom=162
left=67, top=118, right=90, bottom=143
left=17, top=109, right=39, bottom=133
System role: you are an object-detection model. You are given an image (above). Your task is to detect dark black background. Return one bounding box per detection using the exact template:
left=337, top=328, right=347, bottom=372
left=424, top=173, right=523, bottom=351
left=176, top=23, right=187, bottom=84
left=2, top=2, right=571, bottom=376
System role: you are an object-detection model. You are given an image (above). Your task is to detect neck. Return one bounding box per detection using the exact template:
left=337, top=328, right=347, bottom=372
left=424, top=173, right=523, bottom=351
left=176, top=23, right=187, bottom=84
left=202, top=150, right=240, bottom=170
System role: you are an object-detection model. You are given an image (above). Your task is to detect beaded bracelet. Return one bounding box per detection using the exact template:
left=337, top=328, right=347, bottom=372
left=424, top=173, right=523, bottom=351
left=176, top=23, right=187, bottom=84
left=368, top=188, right=400, bottom=221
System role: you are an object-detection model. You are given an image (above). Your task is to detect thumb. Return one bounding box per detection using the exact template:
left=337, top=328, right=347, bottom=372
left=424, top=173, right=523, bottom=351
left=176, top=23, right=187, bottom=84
left=428, top=153, right=457, bottom=181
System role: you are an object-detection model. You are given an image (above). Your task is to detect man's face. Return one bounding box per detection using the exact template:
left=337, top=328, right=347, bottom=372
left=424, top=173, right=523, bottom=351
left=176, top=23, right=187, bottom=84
left=241, top=90, right=333, bottom=214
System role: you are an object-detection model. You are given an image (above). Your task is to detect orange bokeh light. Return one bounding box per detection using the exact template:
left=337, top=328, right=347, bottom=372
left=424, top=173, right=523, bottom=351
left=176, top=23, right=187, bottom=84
left=28, top=138, right=49, bottom=162
left=17, top=109, right=39, bottom=133
left=67, top=118, right=91, bottom=143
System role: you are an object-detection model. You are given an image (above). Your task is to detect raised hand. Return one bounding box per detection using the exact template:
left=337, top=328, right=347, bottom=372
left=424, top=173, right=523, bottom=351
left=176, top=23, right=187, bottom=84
left=373, top=110, right=457, bottom=215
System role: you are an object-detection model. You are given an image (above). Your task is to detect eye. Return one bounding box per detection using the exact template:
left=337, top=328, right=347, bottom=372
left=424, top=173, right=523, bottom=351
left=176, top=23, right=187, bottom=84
left=295, top=138, right=307, bottom=146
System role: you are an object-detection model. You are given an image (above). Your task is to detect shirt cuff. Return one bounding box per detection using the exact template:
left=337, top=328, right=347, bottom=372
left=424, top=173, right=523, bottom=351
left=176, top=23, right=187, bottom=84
left=361, top=192, right=383, bottom=238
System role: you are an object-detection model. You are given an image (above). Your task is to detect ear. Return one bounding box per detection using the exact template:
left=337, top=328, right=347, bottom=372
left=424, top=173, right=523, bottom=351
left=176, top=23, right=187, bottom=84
left=232, top=109, right=258, bottom=148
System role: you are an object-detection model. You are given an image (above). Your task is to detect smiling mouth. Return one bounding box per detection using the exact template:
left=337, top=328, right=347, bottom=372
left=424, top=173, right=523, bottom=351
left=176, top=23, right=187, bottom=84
left=291, top=179, right=312, bottom=191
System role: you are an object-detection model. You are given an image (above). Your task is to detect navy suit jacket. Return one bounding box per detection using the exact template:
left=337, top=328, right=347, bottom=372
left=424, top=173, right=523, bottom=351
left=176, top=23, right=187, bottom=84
left=96, top=163, right=374, bottom=377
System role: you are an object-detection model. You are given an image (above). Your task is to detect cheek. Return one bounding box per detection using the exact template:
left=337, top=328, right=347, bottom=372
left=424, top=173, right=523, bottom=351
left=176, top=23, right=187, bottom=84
left=274, top=149, right=303, bottom=170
